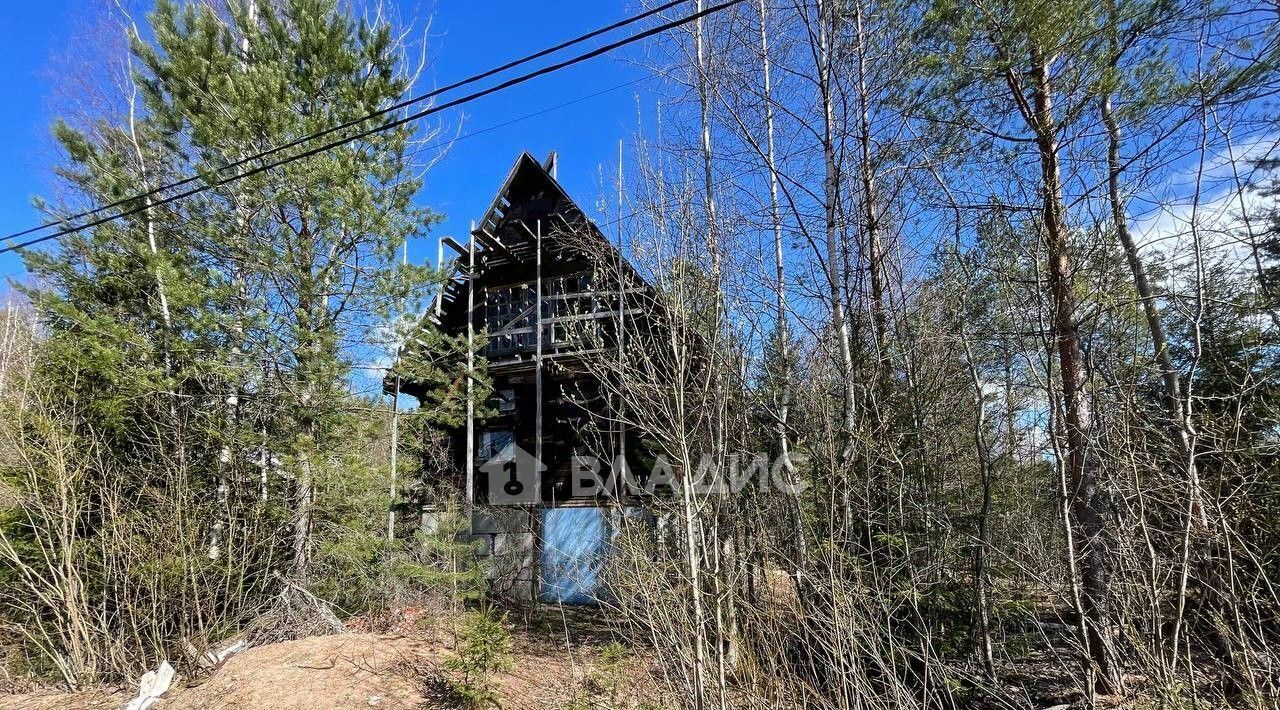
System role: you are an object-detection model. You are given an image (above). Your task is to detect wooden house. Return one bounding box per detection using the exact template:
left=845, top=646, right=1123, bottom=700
left=391, top=152, right=648, bottom=603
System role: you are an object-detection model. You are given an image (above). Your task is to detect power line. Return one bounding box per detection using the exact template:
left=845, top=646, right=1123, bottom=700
left=2, top=0, right=690, bottom=246
left=403, top=75, right=653, bottom=163
left=0, top=73, right=654, bottom=281
left=2, top=0, right=741, bottom=256
left=7, top=147, right=817, bottom=373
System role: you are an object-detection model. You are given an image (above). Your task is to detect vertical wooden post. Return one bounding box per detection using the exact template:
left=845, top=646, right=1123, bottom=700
left=534, top=219, right=545, bottom=605
left=535, top=220, right=544, bottom=496
left=427, top=237, right=445, bottom=533
left=466, top=222, right=476, bottom=515
left=388, top=236, right=407, bottom=541
left=388, top=383, right=399, bottom=540
left=436, top=238, right=444, bottom=317
left=616, top=141, right=627, bottom=491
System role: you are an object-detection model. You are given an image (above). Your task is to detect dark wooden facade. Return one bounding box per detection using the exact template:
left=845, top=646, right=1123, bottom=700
left=401, top=152, right=644, bottom=508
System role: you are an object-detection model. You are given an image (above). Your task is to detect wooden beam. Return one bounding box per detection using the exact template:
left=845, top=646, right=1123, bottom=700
left=546, top=346, right=622, bottom=360
left=490, top=302, right=537, bottom=336
left=548, top=308, right=642, bottom=324
left=472, top=226, right=512, bottom=256
left=515, top=219, right=539, bottom=243
left=480, top=308, right=642, bottom=338
left=543, top=287, right=647, bottom=301
left=442, top=236, right=467, bottom=256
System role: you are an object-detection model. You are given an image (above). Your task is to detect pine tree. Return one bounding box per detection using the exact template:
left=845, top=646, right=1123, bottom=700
left=131, top=0, right=441, bottom=584
left=9, top=1, right=441, bottom=672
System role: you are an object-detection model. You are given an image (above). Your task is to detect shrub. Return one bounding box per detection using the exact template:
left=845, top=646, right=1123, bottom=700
left=444, top=609, right=513, bottom=708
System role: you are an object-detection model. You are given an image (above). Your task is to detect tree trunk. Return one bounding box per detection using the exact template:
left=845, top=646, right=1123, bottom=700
left=758, top=0, right=809, bottom=595
left=850, top=0, right=898, bottom=559
left=292, top=447, right=314, bottom=585
left=290, top=214, right=320, bottom=587
left=958, top=313, right=997, bottom=681
left=1027, top=46, right=1118, bottom=695
left=816, top=0, right=857, bottom=479
left=852, top=0, right=889, bottom=397
left=759, top=0, right=788, bottom=465
left=1099, top=14, right=1205, bottom=527
left=695, top=0, right=720, bottom=293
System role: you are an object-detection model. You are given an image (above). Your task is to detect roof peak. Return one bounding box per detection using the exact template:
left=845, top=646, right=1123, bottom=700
left=473, top=152, right=571, bottom=236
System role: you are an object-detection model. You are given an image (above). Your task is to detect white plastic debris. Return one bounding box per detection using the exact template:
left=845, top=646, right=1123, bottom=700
left=209, top=639, right=249, bottom=667
left=184, top=637, right=249, bottom=670
left=123, top=660, right=175, bottom=710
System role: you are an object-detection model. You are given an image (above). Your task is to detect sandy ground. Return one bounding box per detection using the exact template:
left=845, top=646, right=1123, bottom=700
left=163, top=634, right=437, bottom=709
left=0, top=687, right=125, bottom=709
left=0, top=610, right=651, bottom=710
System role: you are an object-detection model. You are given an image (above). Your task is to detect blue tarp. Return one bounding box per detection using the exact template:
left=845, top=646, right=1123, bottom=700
left=539, top=507, right=610, bottom=604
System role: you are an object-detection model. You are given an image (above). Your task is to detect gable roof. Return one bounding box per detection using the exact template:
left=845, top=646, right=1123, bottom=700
left=432, top=151, right=641, bottom=319
left=387, top=152, right=674, bottom=396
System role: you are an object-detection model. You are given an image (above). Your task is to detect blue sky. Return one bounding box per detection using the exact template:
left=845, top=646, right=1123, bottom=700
left=0, top=0, right=657, bottom=290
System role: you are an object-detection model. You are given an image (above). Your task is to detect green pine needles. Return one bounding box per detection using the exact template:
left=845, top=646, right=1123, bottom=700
left=4, top=0, right=448, bottom=683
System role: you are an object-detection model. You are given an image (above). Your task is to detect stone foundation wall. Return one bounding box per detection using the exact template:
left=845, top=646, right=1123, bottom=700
left=469, top=507, right=536, bottom=600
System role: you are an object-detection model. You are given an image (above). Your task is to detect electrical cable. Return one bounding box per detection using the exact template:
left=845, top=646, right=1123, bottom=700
left=2, top=0, right=742, bottom=254
left=1, top=0, right=690, bottom=243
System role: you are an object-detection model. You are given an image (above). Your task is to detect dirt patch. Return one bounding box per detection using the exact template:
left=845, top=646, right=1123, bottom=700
left=0, top=609, right=657, bottom=710
left=163, top=634, right=433, bottom=710
left=0, top=688, right=125, bottom=710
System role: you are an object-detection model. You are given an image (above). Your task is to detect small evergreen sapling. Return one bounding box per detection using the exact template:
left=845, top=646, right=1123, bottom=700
left=444, top=609, right=513, bottom=708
